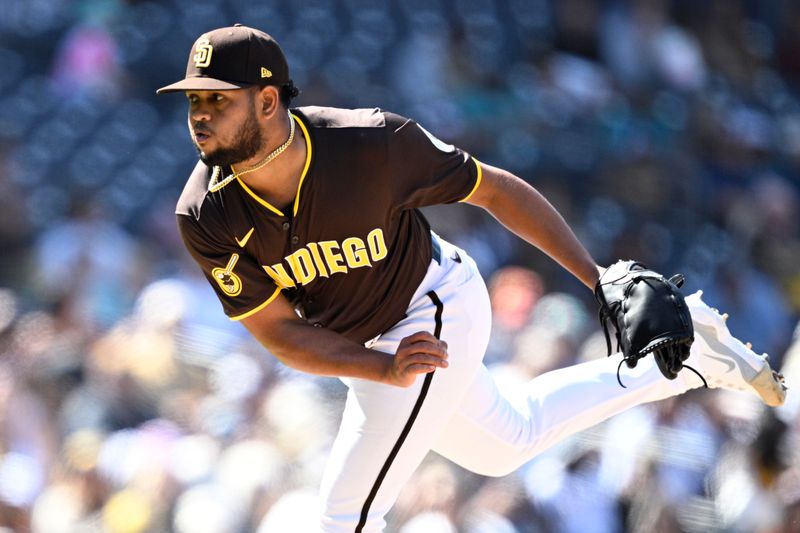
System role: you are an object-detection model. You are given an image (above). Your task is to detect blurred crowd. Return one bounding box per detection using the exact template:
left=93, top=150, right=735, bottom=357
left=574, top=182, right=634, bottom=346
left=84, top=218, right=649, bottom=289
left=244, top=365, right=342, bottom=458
left=0, top=0, right=799, bottom=531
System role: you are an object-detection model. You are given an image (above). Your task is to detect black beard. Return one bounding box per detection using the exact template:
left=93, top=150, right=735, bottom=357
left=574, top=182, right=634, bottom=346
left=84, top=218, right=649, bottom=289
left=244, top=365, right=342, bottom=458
left=197, top=111, right=263, bottom=168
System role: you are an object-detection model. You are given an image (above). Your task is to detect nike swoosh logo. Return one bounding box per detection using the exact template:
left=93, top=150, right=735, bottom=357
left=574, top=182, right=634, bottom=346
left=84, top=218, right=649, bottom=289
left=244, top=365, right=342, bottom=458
left=694, top=323, right=736, bottom=374
left=235, top=227, right=255, bottom=248
left=704, top=353, right=736, bottom=374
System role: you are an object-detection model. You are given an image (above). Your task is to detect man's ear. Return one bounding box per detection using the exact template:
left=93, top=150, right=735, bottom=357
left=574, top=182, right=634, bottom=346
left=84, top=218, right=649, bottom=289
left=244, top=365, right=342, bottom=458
left=257, top=85, right=280, bottom=118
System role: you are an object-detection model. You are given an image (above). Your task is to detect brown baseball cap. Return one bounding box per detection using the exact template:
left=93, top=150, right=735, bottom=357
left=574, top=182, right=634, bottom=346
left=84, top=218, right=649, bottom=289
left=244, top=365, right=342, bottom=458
left=157, top=24, right=290, bottom=94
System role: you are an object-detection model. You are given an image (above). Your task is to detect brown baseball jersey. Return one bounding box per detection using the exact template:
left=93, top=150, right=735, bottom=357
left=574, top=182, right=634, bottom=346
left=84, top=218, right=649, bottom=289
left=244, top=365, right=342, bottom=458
left=176, top=106, right=482, bottom=344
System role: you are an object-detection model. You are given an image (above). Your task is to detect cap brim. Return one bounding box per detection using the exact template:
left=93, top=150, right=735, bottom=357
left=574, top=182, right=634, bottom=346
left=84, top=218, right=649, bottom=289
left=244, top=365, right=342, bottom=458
left=156, top=76, right=253, bottom=94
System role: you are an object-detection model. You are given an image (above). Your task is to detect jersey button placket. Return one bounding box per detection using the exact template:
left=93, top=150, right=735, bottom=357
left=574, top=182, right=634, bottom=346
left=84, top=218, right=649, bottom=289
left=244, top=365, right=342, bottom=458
left=291, top=235, right=299, bottom=244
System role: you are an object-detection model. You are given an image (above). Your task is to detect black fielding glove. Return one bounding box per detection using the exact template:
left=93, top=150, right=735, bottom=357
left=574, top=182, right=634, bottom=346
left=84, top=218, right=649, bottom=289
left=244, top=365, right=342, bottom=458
left=595, top=260, right=694, bottom=383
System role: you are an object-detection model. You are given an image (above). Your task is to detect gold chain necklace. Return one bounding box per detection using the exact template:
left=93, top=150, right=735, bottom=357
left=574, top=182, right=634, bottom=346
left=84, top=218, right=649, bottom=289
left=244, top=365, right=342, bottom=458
left=208, top=115, right=296, bottom=192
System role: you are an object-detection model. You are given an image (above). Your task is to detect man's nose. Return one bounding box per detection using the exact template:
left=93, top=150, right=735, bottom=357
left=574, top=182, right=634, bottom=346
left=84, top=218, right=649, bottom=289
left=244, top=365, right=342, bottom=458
left=190, top=103, right=211, bottom=122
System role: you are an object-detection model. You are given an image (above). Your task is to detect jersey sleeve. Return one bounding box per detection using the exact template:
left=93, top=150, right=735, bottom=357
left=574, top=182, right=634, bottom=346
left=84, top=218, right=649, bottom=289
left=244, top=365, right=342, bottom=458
left=385, top=113, right=482, bottom=209
left=177, top=214, right=281, bottom=321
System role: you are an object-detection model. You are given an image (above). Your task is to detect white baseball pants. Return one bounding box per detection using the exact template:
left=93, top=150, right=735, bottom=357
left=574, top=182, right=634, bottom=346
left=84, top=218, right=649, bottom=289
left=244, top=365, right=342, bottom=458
left=317, top=235, right=695, bottom=532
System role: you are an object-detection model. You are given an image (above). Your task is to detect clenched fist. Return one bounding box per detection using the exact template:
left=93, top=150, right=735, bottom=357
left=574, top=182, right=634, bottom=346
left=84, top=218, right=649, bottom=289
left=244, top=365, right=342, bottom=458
left=385, top=331, right=449, bottom=387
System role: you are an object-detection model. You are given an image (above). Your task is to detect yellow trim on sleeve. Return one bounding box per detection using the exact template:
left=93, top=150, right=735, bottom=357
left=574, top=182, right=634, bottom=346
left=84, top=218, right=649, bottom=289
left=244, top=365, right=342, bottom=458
left=459, top=157, right=483, bottom=203
left=229, top=286, right=282, bottom=321
left=236, top=177, right=285, bottom=216
left=291, top=113, right=313, bottom=217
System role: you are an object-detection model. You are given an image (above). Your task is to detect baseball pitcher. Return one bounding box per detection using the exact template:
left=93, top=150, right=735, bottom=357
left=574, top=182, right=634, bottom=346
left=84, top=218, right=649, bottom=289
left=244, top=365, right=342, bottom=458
left=158, top=25, right=787, bottom=533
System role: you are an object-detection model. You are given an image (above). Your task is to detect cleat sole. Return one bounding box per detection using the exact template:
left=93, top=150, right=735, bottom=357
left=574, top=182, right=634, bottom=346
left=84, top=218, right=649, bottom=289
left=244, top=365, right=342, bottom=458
left=750, top=366, right=787, bottom=407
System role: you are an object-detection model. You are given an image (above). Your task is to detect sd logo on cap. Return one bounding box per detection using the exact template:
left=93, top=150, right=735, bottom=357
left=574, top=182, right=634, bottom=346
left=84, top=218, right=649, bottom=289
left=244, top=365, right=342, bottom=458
left=157, top=24, right=292, bottom=94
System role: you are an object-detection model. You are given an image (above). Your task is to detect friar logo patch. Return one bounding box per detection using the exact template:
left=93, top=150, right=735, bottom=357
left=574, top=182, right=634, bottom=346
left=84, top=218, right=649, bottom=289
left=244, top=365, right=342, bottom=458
left=212, top=254, right=243, bottom=296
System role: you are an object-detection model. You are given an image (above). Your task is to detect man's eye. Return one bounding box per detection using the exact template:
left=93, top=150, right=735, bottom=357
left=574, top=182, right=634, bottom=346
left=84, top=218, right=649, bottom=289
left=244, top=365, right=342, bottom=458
left=214, top=94, right=224, bottom=102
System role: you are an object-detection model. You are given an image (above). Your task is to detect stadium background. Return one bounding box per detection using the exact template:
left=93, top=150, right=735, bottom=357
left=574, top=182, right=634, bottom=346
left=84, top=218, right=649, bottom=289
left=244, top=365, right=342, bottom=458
left=0, top=0, right=799, bottom=531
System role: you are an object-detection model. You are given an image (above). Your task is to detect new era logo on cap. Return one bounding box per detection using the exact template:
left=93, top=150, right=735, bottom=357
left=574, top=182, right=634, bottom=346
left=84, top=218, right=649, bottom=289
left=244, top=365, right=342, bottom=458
left=156, top=24, right=290, bottom=94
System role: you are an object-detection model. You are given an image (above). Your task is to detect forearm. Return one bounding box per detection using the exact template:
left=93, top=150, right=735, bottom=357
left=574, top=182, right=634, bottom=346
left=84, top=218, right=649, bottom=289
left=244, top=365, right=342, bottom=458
left=240, top=292, right=448, bottom=387
left=474, top=166, right=601, bottom=289
left=251, top=319, right=392, bottom=382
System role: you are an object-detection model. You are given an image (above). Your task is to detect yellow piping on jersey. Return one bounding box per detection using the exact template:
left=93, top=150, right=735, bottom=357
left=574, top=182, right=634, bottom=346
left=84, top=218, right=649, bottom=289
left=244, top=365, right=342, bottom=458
left=234, top=114, right=312, bottom=217
left=229, top=286, right=282, bottom=321
left=236, top=178, right=285, bottom=216
left=292, top=113, right=313, bottom=217
left=459, top=157, right=483, bottom=203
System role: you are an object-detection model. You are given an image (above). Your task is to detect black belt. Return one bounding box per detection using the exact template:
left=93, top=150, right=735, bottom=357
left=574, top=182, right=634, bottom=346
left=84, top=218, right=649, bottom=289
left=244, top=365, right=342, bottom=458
left=431, top=233, right=442, bottom=265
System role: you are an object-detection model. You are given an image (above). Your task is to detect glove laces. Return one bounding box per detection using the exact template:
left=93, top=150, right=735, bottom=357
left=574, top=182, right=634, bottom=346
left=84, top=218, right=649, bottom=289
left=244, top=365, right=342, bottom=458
left=611, top=352, right=707, bottom=389
left=596, top=270, right=708, bottom=389
left=597, top=307, right=707, bottom=389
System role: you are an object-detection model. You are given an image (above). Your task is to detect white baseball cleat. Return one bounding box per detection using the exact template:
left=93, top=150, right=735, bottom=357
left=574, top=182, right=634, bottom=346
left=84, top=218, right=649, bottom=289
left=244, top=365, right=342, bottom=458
left=684, top=291, right=787, bottom=407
